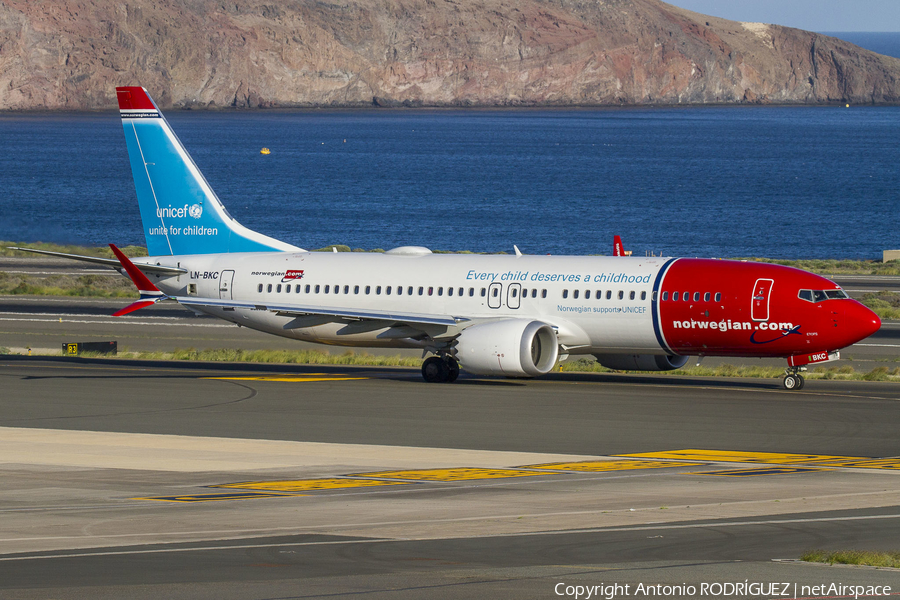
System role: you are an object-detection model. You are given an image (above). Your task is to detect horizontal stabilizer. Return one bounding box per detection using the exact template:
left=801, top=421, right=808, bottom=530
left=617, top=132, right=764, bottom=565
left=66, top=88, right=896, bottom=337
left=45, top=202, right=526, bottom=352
left=108, top=243, right=169, bottom=315
left=7, top=247, right=186, bottom=275
left=112, top=300, right=158, bottom=317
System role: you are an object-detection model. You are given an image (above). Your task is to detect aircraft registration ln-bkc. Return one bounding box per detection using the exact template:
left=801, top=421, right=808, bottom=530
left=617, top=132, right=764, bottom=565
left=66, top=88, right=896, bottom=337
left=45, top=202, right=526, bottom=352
left=13, top=87, right=881, bottom=390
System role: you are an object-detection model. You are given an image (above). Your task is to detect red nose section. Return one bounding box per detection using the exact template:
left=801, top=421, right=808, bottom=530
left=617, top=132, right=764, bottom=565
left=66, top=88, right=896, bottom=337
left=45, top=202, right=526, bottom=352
left=849, top=302, right=882, bottom=342
left=858, top=305, right=881, bottom=339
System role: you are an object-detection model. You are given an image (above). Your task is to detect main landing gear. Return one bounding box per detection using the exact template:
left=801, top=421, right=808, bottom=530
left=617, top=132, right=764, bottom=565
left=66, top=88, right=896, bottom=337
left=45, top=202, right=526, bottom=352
left=422, top=355, right=460, bottom=383
left=783, top=367, right=806, bottom=390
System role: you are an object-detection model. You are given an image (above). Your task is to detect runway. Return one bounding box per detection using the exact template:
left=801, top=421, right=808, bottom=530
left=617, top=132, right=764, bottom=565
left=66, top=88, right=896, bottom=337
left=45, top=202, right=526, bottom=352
left=1, top=357, right=899, bottom=598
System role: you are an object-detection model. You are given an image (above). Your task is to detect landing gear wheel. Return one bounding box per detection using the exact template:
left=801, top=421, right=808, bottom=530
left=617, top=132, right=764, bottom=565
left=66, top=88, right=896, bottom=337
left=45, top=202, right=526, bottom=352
left=783, top=374, right=802, bottom=390
left=795, top=374, right=805, bottom=390
left=446, top=357, right=460, bottom=383
left=422, top=356, right=449, bottom=383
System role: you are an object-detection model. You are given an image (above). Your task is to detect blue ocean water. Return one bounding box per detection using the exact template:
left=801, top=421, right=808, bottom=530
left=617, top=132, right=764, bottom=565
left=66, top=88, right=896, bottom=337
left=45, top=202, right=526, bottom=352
left=824, top=32, right=900, bottom=59
left=1, top=105, right=898, bottom=259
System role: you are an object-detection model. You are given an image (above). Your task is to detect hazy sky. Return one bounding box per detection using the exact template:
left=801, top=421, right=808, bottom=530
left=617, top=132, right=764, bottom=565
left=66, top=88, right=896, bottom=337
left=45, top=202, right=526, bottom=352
left=666, top=1, right=900, bottom=32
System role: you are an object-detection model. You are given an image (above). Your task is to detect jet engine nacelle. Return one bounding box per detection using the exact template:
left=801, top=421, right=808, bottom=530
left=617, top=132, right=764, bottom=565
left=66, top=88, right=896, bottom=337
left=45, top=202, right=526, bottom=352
left=594, top=353, right=689, bottom=372
left=456, top=319, right=559, bottom=377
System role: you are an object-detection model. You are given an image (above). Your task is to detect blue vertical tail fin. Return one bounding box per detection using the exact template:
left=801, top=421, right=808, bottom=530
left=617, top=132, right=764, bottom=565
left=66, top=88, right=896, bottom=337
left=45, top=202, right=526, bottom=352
left=116, top=86, right=301, bottom=256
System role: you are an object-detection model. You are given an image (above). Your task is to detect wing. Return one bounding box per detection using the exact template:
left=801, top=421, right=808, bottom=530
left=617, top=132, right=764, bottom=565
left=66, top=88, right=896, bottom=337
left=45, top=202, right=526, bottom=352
left=176, top=296, right=466, bottom=327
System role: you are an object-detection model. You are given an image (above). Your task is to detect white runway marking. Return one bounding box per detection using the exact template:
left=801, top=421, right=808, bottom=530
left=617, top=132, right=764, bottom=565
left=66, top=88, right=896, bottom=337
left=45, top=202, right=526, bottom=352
left=0, top=317, right=230, bottom=328
left=2, top=512, right=900, bottom=561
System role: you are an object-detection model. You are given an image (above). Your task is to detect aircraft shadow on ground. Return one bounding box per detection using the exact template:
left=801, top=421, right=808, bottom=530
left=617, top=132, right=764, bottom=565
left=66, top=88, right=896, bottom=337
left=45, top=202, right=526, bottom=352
left=3, top=354, right=780, bottom=390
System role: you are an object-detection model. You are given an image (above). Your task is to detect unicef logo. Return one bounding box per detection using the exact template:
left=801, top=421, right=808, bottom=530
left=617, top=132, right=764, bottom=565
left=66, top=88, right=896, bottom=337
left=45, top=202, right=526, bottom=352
left=189, top=204, right=203, bottom=219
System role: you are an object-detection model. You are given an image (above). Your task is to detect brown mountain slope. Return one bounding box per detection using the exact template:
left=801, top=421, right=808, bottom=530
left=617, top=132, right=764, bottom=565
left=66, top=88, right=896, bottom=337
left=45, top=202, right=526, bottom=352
left=1, top=0, right=898, bottom=109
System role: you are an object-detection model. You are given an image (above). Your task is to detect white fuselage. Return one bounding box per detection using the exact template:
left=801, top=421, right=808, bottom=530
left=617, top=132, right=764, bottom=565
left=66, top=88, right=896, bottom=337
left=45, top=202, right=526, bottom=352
left=150, top=250, right=667, bottom=355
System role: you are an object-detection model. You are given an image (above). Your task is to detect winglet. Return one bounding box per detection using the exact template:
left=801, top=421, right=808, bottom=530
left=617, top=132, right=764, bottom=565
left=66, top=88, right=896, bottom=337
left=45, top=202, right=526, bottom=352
left=109, top=244, right=168, bottom=316
left=613, top=235, right=625, bottom=257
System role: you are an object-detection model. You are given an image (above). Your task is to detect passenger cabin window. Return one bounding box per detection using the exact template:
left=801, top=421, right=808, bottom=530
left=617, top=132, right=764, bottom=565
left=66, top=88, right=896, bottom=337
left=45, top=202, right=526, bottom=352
left=458, top=287, right=464, bottom=296
left=447, top=287, right=453, bottom=297
left=715, top=292, right=721, bottom=302
left=693, top=292, right=700, bottom=302
left=267, top=284, right=273, bottom=293
left=662, top=291, right=668, bottom=301
left=257, top=284, right=263, bottom=293
left=408, top=286, right=413, bottom=295
left=469, top=288, right=475, bottom=297
left=438, top=287, right=443, bottom=296
left=344, top=285, right=349, bottom=294
left=672, top=291, right=678, bottom=301
left=630, top=291, right=636, bottom=300
left=396, top=286, right=402, bottom=295
left=572, top=290, right=578, bottom=299
left=541, top=289, right=547, bottom=298
left=481, top=288, right=487, bottom=297
left=376, top=286, right=382, bottom=295
left=428, top=287, right=434, bottom=296
left=386, top=286, right=392, bottom=295
left=418, top=287, right=424, bottom=295
left=323, top=285, right=329, bottom=293
left=704, top=292, right=710, bottom=302
left=492, top=287, right=499, bottom=298
left=296, top=284, right=302, bottom=293
left=641, top=291, right=646, bottom=300
left=354, top=285, right=359, bottom=294
left=277, top=284, right=282, bottom=293
left=562, top=290, right=569, bottom=299
left=365, top=286, right=370, bottom=294
left=618, top=290, right=624, bottom=300
left=605, top=290, right=611, bottom=300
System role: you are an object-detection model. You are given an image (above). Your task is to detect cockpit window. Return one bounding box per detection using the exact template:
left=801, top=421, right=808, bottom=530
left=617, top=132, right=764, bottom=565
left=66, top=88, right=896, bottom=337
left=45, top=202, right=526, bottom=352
left=799, top=289, right=849, bottom=303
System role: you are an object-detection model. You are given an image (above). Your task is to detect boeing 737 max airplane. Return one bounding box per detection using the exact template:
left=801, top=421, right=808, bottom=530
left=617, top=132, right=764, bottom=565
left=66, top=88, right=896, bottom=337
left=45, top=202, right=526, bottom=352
left=15, top=87, right=882, bottom=390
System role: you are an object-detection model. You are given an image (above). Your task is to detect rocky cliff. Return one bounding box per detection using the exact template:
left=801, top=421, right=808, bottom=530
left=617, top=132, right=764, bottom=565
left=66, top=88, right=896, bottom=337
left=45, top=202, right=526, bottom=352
left=2, top=0, right=899, bottom=109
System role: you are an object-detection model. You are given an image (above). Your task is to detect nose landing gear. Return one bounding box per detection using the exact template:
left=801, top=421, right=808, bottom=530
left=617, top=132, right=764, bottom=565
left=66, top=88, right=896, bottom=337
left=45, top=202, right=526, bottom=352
left=783, top=366, right=807, bottom=390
